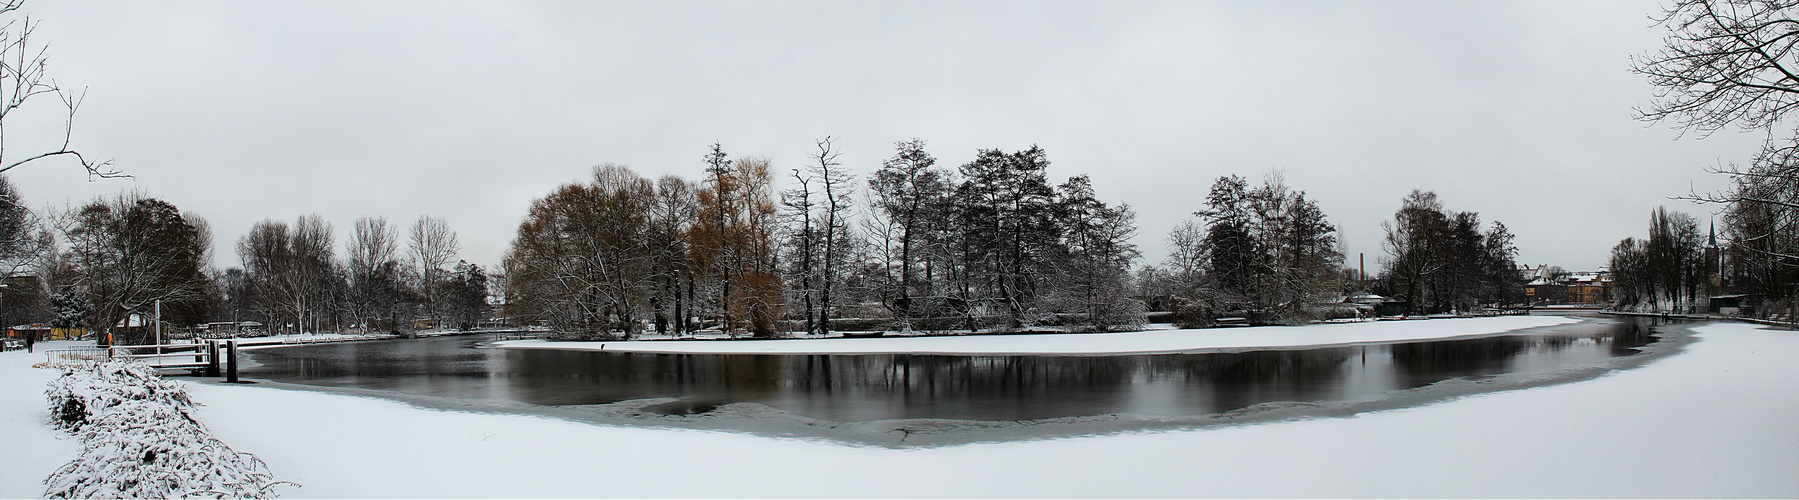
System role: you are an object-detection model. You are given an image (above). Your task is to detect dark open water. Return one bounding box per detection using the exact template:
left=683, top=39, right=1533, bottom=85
left=241, top=317, right=1656, bottom=422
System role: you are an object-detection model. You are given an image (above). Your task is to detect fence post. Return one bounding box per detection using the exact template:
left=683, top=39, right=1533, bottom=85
left=225, top=340, right=239, bottom=383
left=206, top=340, right=221, bottom=377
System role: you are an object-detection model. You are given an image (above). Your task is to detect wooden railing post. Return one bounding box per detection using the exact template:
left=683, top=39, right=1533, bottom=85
left=226, top=340, right=239, bottom=383
left=206, top=340, right=221, bottom=377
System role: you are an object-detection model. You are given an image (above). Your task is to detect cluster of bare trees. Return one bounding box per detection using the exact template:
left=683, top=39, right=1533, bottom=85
left=1609, top=207, right=1711, bottom=311
left=62, top=194, right=211, bottom=344
left=1376, top=190, right=1524, bottom=314
left=1636, top=0, right=1799, bottom=316
left=783, top=138, right=855, bottom=336
left=0, top=183, right=212, bottom=345
left=1148, top=174, right=1343, bottom=326
left=1140, top=184, right=1522, bottom=324
left=505, top=139, right=1146, bottom=339
left=506, top=150, right=782, bottom=340
left=221, top=215, right=482, bottom=335
left=0, top=182, right=489, bottom=342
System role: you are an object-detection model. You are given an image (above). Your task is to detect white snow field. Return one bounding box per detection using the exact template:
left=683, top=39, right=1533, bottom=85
left=4, top=321, right=1797, bottom=497
left=0, top=342, right=80, bottom=499
left=496, top=315, right=1579, bottom=355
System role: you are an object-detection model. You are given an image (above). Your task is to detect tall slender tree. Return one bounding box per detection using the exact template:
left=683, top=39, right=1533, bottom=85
left=868, top=138, right=950, bottom=330
left=409, top=215, right=461, bottom=329
left=809, top=137, right=854, bottom=336
left=347, top=216, right=405, bottom=332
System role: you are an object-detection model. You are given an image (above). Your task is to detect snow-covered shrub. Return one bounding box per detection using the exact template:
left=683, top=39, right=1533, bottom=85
left=43, top=359, right=293, bottom=499
left=46, top=359, right=193, bottom=432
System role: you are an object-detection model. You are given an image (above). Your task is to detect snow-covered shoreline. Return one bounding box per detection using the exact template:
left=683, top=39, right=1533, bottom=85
left=494, top=315, right=1582, bottom=355
left=7, top=319, right=1796, bottom=497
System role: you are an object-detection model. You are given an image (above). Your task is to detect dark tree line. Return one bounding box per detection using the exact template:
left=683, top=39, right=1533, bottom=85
left=1609, top=207, right=1709, bottom=312
left=505, top=140, right=1146, bottom=338
left=219, top=215, right=486, bottom=336
left=1144, top=185, right=1521, bottom=322
left=1151, top=174, right=1343, bottom=326
left=864, top=142, right=1142, bottom=332
left=0, top=174, right=492, bottom=343
left=0, top=184, right=212, bottom=345
left=1376, top=190, right=1524, bottom=314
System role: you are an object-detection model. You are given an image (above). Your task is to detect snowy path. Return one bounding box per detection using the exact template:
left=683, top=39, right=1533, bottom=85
left=495, top=315, right=1580, bottom=355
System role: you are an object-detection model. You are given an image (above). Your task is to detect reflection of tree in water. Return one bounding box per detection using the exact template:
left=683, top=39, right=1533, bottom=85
left=1143, top=349, right=1356, bottom=412
left=1606, top=317, right=1657, bottom=355
left=250, top=322, right=1658, bottom=420
left=1389, top=337, right=1530, bottom=388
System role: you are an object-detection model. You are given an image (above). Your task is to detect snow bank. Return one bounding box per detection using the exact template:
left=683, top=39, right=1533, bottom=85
left=171, top=321, right=1798, bottom=497
left=496, top=315, right=1581, bottom=355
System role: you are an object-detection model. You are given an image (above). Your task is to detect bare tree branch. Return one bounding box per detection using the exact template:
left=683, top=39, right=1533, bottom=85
left=0, top=7, right=122, bottom=179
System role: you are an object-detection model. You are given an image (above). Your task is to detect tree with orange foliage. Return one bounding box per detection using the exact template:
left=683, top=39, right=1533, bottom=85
left=506, top=164, right=657, bottom=339
left=692, top=144, right=784, bottom=337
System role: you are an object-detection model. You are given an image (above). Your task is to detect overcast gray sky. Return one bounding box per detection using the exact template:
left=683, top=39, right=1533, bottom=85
left=7, top=0, right=1766, bottom=273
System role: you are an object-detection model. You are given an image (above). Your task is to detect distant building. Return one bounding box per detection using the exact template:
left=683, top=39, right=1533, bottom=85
left=1519, top=264, right=1547, bottom=283
left=1564, top=271, right=1613, bottom=304
left=1524, top=278, right=1567, bottom=303
left=1521, top=268, right=1613, bottom=305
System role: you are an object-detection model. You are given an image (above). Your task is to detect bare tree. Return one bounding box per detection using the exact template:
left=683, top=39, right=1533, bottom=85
left=347, top=216, right=403, bottom=332
left=408, top=215, right=460, bottom=328
left=63, top=193, right=210, bottom=344
left=732, top=157, right=784, bottom=337
left=1051, top=175, right=1143, bottom=332
left=1611, top=207, right=1707, bottom=312
left=0, top=174, right=45, bottom=278
left=783, top=137, right=856, bottom=336
left=1381, top=190, right=1447, bottom=315
left=0, top=2, right=117, bottom=178
left=650, top=175, right=695, bottom=334
left=507, top=164, right=657, bottom=339
left=1635, top=0, right=1799, bottom=141
left=810, top=137, right=854, bottom=336
left=781, top=167, right=819, bottom=334
left=291, top=214, right=337, bottom=332
left=236, top=216, right=338, bottom=335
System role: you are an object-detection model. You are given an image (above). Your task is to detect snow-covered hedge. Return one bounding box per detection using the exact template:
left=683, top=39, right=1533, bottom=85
left=43, top=359, right=293, bottom=499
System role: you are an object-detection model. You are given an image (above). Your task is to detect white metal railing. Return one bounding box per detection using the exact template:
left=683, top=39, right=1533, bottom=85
left=42, top=346, right=112, bottom=368
left=109, top=342, right=211, bottom=368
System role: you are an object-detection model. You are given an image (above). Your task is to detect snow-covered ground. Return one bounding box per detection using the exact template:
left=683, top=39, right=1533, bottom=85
left=496, top=315, right=1580, bottom=355
left=5, top=321, right=1796, bottom=497
left=0, top=343, right=83, bottom=498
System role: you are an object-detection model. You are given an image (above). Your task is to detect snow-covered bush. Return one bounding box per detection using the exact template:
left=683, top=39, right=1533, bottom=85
left=43, top=359, right=293, bottom=499
left=46, top=359, right=193, bottom=432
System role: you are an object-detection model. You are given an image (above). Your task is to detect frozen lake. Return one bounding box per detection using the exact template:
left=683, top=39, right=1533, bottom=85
left=239, top=316, right=1659, bottom=422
